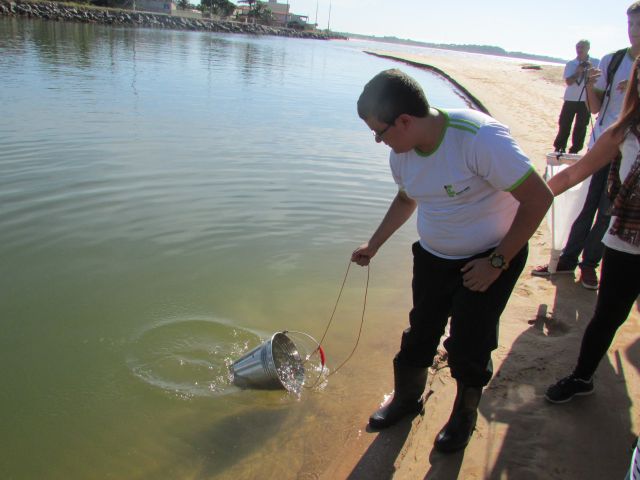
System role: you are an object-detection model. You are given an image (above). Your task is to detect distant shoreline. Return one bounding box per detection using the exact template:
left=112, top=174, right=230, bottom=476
left=0, top=0, right=345, bottom=40
left=347, top=33, right=566, bottom=65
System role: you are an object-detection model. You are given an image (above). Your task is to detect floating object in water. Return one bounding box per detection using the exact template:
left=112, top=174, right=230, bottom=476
left=230, top=331, right=323, bottom=393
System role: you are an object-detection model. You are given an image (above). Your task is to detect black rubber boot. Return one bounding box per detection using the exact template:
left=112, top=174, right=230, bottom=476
left=368, top=355, right=427, bottom=430
left=434, top=381, right=482, bottom=453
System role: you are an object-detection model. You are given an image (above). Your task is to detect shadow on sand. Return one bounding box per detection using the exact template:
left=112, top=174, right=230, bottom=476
left=345, top=415, right=416, bottom=479
left=481, top=274, right=635, bottom=479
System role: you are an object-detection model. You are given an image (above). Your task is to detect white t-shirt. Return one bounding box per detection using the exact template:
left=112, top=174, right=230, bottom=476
left=603, top=132, right=640, bottom=255
left=390, top=109, right=534, bottom=259
left=563, top=57, right=598, bottom=102
left=589, top=49, right=634, bottom=147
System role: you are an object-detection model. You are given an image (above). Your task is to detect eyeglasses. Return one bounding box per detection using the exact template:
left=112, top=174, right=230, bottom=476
left=374, top=118, right=396, bottom=142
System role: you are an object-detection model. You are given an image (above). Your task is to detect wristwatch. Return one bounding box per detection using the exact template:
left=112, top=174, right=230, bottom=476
left=489, top=252, right=509, bottom=270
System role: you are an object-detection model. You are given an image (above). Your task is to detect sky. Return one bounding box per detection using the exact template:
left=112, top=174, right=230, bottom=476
left=277, top=0, right=632, bottom=60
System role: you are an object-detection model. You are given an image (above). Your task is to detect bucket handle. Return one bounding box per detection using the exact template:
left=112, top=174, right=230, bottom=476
left=284, top=261, right=370, bottom=390
left=282, top=330, right=325, bottom=367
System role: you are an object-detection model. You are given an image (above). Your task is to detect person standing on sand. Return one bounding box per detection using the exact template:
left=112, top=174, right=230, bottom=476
left=532, top=2, right=640, bottom=290
left=545, top=55, right=640, bottom=404
left=552, top=39, right=596, bottom=155
left=351, top=69, right=552, bottom=453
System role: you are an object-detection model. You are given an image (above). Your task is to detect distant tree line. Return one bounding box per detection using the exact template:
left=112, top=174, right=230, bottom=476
left=197, top=0, right=236, bottom=16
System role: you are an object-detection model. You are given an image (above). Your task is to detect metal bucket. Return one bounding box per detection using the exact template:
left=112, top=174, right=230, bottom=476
left=230, top=332, right=305, bottom=392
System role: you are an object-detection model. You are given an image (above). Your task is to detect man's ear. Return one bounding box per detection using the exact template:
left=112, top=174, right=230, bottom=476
left=395, top=114, right=413, bottom=130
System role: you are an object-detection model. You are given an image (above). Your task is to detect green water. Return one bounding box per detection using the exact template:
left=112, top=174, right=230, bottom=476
left=0, top=17, right=469, bottom=479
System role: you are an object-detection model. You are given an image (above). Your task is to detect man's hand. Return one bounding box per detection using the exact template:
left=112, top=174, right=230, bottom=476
left=351, top=243, right=378, bottom=266
left=460, top=257, right=502, bottom=292
left=617, top=79, right=629, bottom=93
left=586, top=67, right=602, bottom=87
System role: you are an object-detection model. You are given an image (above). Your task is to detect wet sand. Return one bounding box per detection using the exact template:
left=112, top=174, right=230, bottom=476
left=321, top=48, right=640, bottom=479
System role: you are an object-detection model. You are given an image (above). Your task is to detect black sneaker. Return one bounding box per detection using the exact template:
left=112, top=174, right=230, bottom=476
left=545, top=374, right=594, bottom=404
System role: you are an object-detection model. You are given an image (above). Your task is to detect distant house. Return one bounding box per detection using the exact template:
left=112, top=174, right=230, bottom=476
left=135, top=0, right=175, bottom=14
left=264, top=0, right=288, bottom=25
left=235, top=0, right=309, bottom=28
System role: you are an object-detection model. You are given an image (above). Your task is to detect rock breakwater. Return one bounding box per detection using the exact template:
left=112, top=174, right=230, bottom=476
left=0, top=0, right=344, bottom=39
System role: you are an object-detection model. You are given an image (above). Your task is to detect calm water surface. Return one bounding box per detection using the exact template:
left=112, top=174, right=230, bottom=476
left=0, top=18, right=468, bottom=479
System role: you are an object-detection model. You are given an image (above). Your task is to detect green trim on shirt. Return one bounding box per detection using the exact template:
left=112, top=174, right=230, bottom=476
left=505, top=166, right=534, bottom=191
left=414, top=108, right=450, bottom=157
left=449, top=118, right=481, bottom=134
left=415, top=109, right=482, bottom=157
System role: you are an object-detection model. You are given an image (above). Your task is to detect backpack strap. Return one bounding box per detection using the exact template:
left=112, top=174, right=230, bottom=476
left=599, top=48, right=629, bottom=125
left=606, top=48, right=628, bottom=85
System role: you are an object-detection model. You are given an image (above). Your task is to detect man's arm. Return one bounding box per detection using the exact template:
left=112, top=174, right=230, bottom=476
left=585, top=68, right=605, bottom=114
left=461, top=172, right=553, bottom=292
left=565, top=63, right=586, bottom=86
left=351, top=190, right=417, bottom=266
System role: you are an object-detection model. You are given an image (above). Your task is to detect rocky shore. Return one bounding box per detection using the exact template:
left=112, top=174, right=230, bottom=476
left=0, top=0, right=343, bottom=39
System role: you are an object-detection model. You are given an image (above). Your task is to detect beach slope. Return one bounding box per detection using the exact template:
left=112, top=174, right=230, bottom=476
left=322, top=49, right=640, bottom=480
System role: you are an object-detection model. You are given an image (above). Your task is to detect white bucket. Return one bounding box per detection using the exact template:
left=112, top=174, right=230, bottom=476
left=230, top=332, right=305, bottom=392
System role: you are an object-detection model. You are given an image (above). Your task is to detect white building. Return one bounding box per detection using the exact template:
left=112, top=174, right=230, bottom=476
left=135, top=0, right=176, bottom=14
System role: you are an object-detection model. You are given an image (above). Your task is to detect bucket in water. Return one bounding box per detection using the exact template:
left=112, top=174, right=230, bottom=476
left=230, top=332, right=306, bottom=392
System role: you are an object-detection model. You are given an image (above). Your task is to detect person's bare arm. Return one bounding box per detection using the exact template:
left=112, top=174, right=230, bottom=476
left=351, top=190, right=416, bottom=266
left=461, top=172, right=553, bottom=292
left=548, top=127, right=623, bottom=196
left=585, top=68, right=604, bottom=114
left=565, top=64, right=586, bottom=86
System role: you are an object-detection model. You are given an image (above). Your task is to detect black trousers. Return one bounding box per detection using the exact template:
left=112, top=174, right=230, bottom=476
left=553, top=100, right=591, bottom=153
left=397, top=242, right=528, bottom=387
left=574, top=247, right=640, bottom=379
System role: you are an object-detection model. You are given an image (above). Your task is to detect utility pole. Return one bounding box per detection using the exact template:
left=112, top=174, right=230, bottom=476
left=327, top=0, right=331, bottom=31
left=314, top=0, right=318, bottom=27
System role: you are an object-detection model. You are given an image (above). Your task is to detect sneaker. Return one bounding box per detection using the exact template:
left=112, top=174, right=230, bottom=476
left=531, top=262, right=575, bottom=277
left=545, top=374, right=594, bottom=404
left=579, top=266, right=599, bottom=290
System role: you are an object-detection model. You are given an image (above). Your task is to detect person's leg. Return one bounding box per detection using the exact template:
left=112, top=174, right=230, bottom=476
left=553, top=101, right=575, bottom=152
left=370, top=242, right=454, bottom=429
left=445, top=245, right=528, bottom=386
left=569, top=102, right=591, bottom=154
left=397, top=242, right=457, bottom=368
left=573, top=248, right=640, bottom=379
left=434, top=245, right=528, bottom=453
left=546, top=248, right=640, bottom=403
left=579, top=171, right=611, bottom=270
left=558, top=164, right=609, bottom=268
left=577, top=175, right=611, bottom=288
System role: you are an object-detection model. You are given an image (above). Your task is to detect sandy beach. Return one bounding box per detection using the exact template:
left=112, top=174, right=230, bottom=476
left=321, top=48, right=640, bottom=479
